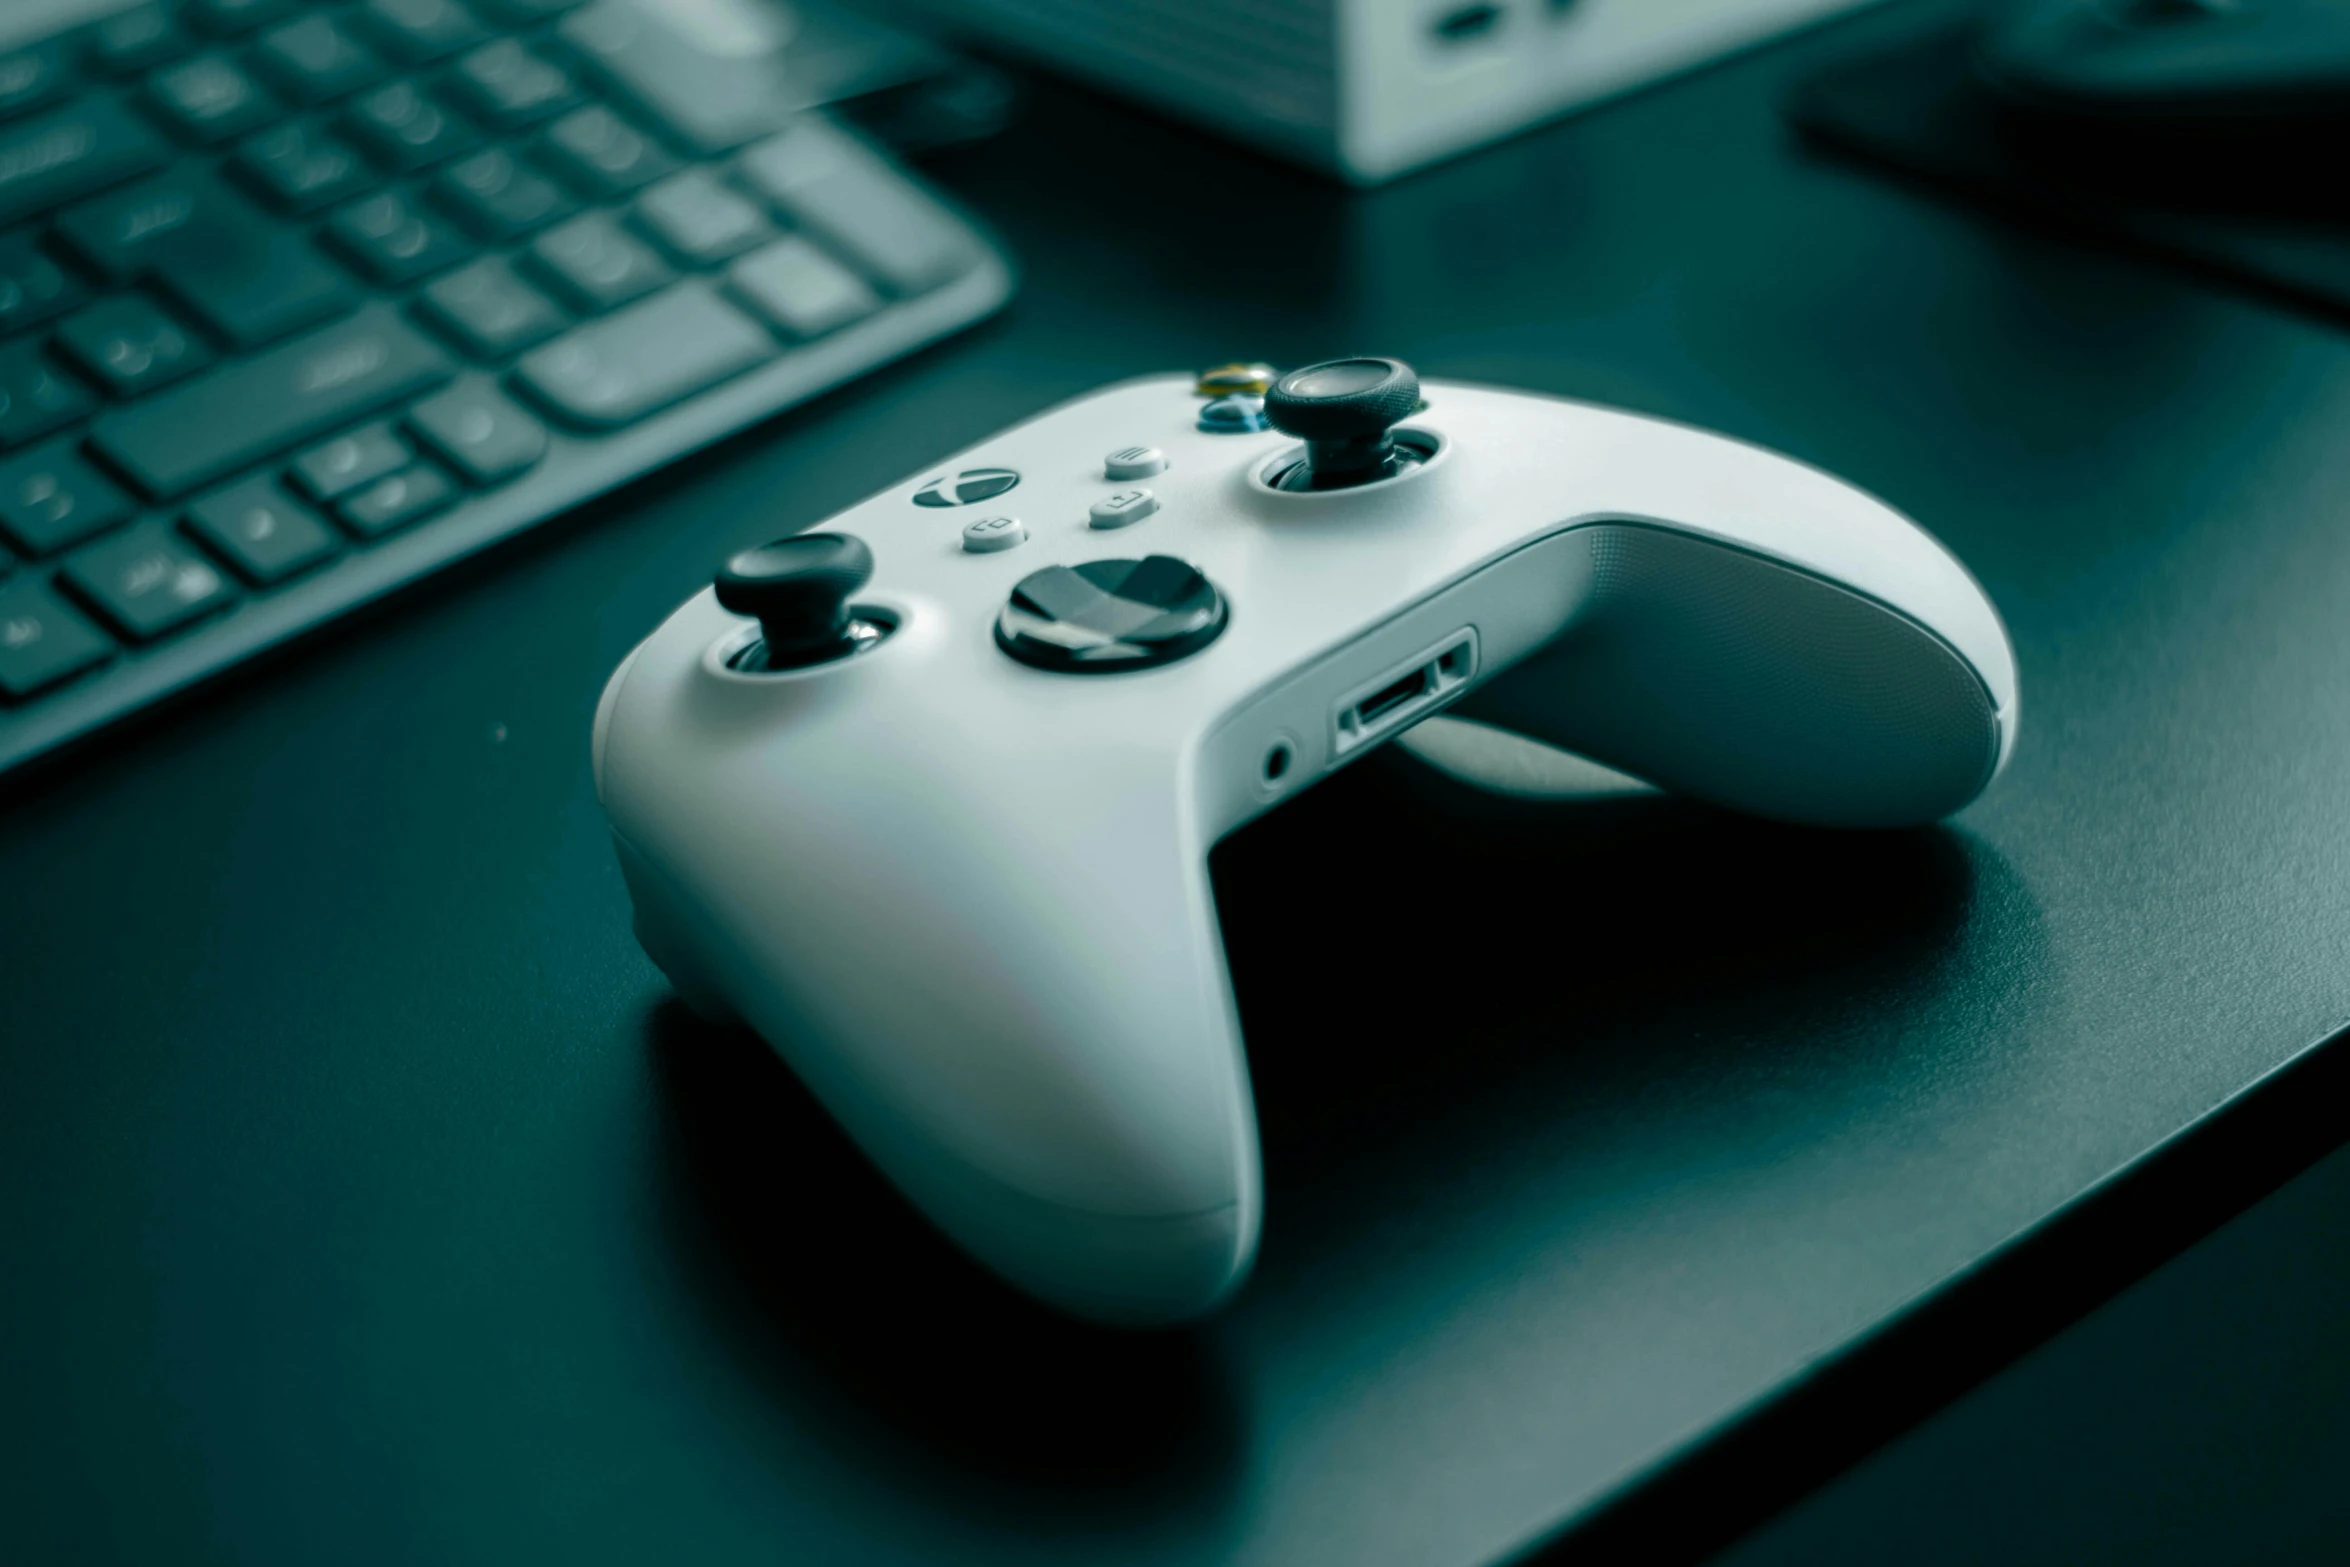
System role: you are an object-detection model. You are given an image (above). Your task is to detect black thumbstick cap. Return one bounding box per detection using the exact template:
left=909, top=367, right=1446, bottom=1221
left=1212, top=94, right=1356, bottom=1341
left=1264, top=357, right=1421, bottom=487
left=715, top=532, right=874, bottom=666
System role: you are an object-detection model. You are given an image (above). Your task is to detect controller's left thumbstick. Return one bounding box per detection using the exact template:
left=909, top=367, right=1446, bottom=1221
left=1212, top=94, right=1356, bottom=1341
left=716, top=532, right=876, bottom=669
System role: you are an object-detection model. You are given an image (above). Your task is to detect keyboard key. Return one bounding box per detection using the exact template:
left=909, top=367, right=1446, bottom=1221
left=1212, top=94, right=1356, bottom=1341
left=54, top=295, right=212, bottom=398
left=147, top=54, right=279, bottom=143
left=336, top=462, right=453, bottom=536
left=0, top=98, right=169, bottom=229
left=559, top=0, right=785, bottom=155
left=91, top=306, right=455, bottom=497
left=527, top=211, right=672, bottom=313
left=343, top=79, right=479, bottom=170
left=288, top=421, right=409, bottom=501
left=360, top=0, right=488, bottom=65
left=540, top=105, right=675, bottom=197
left=727, top=235, right=876, bottom=339
left=185, top=474, right=339, bottom=583
left=234, top=122, right=376, bottom=212
left=445, top=40, right=577, bottom=130
left=0, top=237, right=80, bottom=335
left=0, top=343, right=94, bottom=448
left=407, top=381, right=545, bottom=484
left=0, top=42, right=72, bottom=123
left=513, top=281, right=769, bottom=429
left=0, top=443, right=133, bottom=555
left=62, top=172, right=359, bottom=348
left=87, top=7, right=195, bottom=78
left=0, top=575, right=111, bottom=698
left=434, top=147, right=574, bottom=239
left=739, top=120, right=976, bottom=296
left=326, top=189, right=474, bottom=284
left=253, top=15, right=388, bottom=105
left=635, top=169, right=772, bottom=266
left=418, top=257, right=565, bottom=358
left=64, top=521, right=238, bottom=639
left=188, top=0, right=299, bottom=37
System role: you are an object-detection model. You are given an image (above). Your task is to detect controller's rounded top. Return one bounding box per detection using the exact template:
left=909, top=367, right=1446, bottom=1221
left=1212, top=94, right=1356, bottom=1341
left=715, top=532, right=875, bottom=667
left=1265, top=358, right=1420, bottom=444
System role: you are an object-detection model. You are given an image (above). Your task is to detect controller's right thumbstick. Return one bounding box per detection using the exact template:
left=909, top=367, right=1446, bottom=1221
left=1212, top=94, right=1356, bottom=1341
left=1264, top=357, right=1421, bottom=488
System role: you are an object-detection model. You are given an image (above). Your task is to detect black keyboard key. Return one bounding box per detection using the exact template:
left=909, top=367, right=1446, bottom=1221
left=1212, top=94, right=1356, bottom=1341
left=146, top=54, right=279, bottom=143
left=91, top=306, right=456, bottom=497
left=288, top=421, right=410, bottom=501
left=343, top=79, right=479, bottom=170
left=326, top=189, right=474, bottom=284
left=513, top=281, right=769, bottom=428
left=64, top=521, right=238, bottom=639
left=418, top=257, right=565, bottom=358
left=527, top=211, right=671, bottom=313
left=336, top=462, right=452, bottom=536
left=253, top=15, right=388, bottom=105
left=62, top=172, right=358, bottom=349
left=434, top=147, right=573, bottom=239
left=0, top=42, right=73, bottom=123
left=233, top=122, right=377, bottom=213
left=0, top=237, right=80, bottom=335
left=739, top=120, right=976, bottom=296
left=0, top=442, right=133, bottom=555
left=0, top=98, right=169, bottom=229
left=185, top=474, right=340, bottom=583
left=445, top=40, right=577, bottom=130
left=360, top=0, right=488, bottom=65
left=407, top=381, right=545, bottom=484
left=726, top=236, right=878, bottom=339
left=541, top=105, right=674, bottom=197
left=188, top=0, right=300, bottom=38
left=54, top=295, right=212, bottom=398
left=635, top=169, right=772, bottom=266
left=55, top=173, right=198, bottom=281
left=559, top=1, right=784, bottom=155
left=0, top=343, right=94, bottom=448
left=0, top=575, right=111, bottom=698
left=88, top=7, right=195, bottom=78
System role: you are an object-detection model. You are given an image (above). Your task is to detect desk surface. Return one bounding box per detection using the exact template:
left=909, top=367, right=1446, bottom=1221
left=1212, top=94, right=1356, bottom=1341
left=8, top=3, right=2350, bottom=1563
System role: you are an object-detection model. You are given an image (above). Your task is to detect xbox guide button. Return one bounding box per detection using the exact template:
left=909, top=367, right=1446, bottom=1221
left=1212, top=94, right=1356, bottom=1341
left=914, top=467, right=1020, bottom=507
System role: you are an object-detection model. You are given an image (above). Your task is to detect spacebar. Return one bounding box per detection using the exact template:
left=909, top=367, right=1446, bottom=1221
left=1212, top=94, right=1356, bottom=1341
left=91, top=307, right=457, bottom=499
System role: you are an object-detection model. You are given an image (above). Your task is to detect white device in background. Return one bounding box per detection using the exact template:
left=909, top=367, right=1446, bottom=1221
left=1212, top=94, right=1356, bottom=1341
left=887, top=0, right=1891, bottom=183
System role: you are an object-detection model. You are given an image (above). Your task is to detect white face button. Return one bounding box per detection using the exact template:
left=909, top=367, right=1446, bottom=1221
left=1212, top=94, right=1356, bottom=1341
left=961, top=514, right=1027, bottom=553
left=1088, top=488, right=1159, bottom=529
left=1104, top=445, right=1167, bottom=481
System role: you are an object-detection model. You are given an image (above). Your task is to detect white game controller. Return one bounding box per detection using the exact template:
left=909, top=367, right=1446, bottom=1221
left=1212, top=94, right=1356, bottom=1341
left=593, top=359, right=2018, bottom=1326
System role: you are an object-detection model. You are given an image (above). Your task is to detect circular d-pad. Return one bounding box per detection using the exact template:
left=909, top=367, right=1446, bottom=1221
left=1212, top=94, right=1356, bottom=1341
left=995, top=557, right=1228, bottom=672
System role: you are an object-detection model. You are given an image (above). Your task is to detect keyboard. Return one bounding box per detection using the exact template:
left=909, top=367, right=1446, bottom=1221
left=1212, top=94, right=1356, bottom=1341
left=0, top=0, right=1013, bottom=778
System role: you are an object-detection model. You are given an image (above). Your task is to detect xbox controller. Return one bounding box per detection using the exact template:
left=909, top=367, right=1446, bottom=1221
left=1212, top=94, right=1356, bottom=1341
left=592, top=359, right=2018, bottom=1325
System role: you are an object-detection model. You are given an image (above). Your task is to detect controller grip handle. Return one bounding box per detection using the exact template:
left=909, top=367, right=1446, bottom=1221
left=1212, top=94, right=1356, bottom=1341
left=1456, top=523, right=2007, bottom=827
